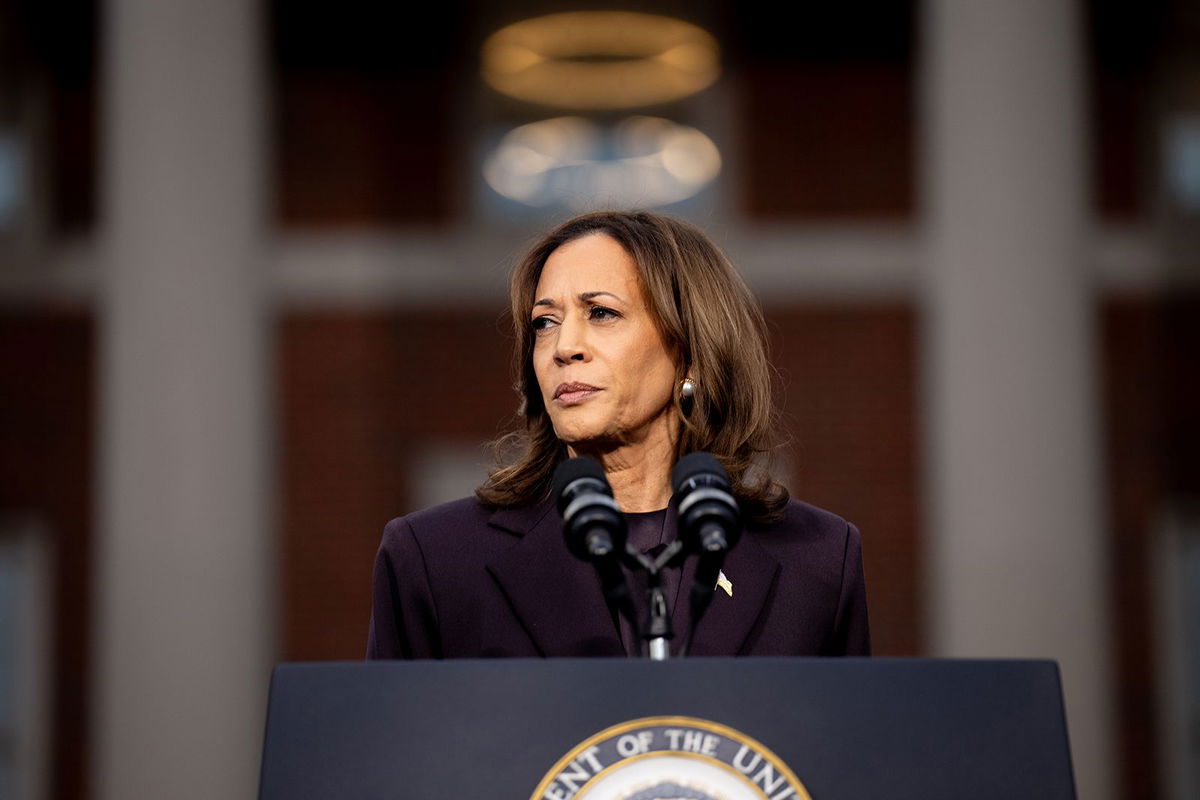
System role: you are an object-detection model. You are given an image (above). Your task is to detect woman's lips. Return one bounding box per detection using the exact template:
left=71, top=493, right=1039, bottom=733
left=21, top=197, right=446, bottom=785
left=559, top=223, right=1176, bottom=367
left=554, top=382, right=601, bottom=404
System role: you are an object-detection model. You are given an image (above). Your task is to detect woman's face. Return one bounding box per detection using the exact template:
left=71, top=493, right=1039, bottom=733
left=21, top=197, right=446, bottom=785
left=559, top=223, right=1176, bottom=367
left=531, top=233, right=679, bottom=453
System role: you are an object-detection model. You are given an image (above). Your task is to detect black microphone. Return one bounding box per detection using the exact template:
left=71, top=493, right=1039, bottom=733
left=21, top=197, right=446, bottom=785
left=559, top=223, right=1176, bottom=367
left=553, top=457, right=627, bottom=562
left=672, top=452, right=742, bottom=655
left=672, top=452, right=742, bottom=558
left=553, top=457, right=638, bottom=654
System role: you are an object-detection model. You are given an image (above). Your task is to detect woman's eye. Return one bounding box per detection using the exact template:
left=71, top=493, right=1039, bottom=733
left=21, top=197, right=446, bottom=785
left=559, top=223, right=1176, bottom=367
left=530, top=316, right=555, bottom=332
left=588, top=305, right=619, bottom=321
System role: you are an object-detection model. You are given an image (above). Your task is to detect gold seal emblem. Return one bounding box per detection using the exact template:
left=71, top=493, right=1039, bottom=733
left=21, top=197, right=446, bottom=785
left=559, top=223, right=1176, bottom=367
left=532, top=716, right=812, bottom=800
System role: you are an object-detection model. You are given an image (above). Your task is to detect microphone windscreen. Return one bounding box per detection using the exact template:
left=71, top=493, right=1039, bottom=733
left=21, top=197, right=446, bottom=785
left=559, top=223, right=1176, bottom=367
left=552, top=456, right=608, bottom=509
left=672, top=452, right=729, bottom=493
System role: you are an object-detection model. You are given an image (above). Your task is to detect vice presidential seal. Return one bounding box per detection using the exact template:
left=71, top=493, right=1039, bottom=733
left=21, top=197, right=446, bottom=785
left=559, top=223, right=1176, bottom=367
left=531, top=716, right=812, bottom=800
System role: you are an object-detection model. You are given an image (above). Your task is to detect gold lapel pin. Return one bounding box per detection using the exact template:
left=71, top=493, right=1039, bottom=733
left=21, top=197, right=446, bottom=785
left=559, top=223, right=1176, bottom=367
left=715, top=569, right=733, bottom=597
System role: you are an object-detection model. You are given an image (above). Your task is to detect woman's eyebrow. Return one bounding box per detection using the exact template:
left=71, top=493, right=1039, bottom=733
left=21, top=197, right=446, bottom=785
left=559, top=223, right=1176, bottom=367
left=579, top=291, right=625, bottom=303
left=532, top=291, right=625, bottom=309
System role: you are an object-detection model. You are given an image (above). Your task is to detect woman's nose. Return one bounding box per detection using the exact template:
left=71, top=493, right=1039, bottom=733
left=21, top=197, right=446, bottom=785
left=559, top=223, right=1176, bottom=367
left=553, top=315, right=590, bottom=365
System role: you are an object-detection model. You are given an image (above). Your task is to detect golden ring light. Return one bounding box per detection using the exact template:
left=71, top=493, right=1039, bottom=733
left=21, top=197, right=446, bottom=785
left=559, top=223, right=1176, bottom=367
left=481, top=11, right=721, bottom=109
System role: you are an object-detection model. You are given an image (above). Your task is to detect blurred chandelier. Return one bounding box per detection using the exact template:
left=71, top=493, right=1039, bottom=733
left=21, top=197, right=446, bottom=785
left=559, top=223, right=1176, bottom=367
left=483, top=116, right=721, bottom=209
left=481, top=11, right=720, bottom=109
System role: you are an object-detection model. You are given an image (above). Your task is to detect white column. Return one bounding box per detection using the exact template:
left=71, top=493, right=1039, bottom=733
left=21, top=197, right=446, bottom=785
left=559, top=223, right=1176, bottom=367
left=920, top=2, right=1114, bottom=799
left=95, top=2, right=275, bottom=799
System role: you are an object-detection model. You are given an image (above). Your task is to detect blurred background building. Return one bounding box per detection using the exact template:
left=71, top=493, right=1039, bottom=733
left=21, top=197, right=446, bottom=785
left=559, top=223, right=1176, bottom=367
left=0, top=0, right=1197, bottom=798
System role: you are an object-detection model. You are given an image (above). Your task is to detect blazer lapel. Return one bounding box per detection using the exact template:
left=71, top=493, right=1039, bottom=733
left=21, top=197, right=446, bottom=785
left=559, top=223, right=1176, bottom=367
left=673, top=512, right=781, bottom=656
left=484, top=499, right=779, bottom=658
left=485, top=500, right=625, bottom=657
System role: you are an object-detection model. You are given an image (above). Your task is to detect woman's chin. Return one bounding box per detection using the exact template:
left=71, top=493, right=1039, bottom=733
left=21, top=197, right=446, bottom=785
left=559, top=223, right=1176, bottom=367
left=552, top=416, right=602, bottom=443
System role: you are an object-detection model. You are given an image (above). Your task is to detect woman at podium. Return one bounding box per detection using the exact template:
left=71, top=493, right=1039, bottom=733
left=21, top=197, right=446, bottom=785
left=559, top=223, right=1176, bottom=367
left=367, top=211, right=870, bottom=659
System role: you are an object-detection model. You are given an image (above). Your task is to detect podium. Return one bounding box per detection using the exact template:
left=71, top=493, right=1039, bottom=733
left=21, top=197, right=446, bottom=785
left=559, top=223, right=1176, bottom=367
left=258, top=658, right=1076, bottom=799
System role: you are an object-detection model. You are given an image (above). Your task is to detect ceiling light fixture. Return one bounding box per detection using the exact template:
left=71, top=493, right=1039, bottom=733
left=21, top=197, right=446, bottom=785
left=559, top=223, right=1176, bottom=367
left=483, top=116, right=721, bottom=209
left=481, top=12, right=720, bottom=110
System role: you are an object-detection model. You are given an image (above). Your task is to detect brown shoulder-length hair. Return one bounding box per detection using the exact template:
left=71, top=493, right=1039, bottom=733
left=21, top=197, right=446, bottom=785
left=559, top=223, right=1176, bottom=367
left=475, top=210, right=789, bottom=521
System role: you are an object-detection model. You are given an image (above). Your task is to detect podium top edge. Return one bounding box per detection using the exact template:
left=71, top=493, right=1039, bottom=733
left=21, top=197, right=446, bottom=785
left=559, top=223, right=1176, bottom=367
left=271, top=656, right=1063, bottom=671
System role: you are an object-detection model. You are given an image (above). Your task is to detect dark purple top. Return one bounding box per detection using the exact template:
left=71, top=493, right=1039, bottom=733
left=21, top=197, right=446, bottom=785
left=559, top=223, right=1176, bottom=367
left=367, top=495, right=870, bottom=659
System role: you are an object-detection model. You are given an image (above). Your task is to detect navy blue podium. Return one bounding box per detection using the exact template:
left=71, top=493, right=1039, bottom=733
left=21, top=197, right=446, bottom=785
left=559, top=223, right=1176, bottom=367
left=258, top=658, right=1076, bottom=799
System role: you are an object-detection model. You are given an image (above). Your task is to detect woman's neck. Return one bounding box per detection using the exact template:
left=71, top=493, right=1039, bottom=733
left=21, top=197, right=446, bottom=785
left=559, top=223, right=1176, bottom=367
left=599, top=453, right=672, bottom=512
left=568, top=420, right=675, bottom=512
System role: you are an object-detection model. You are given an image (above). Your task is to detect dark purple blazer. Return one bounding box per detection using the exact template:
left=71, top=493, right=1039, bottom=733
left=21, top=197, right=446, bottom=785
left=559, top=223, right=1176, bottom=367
left=366, top=495, right=870, bottom=659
